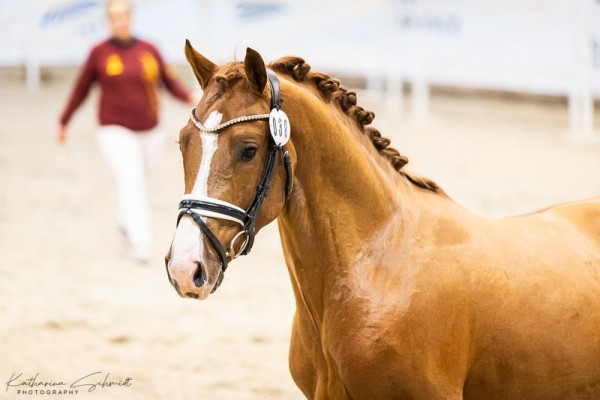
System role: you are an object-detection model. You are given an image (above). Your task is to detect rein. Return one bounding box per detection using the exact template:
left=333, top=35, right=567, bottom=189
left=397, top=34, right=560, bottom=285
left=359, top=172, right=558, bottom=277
left=176, top=69, right=292, bottom=287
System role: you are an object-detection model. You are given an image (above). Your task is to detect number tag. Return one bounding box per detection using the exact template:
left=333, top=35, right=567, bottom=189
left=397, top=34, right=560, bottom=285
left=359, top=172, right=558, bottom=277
left=269, top=109, right=291, bottom=146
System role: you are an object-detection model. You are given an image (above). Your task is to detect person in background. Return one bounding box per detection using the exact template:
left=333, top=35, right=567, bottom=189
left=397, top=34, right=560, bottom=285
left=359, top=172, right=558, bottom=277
left=58, top=0, right=196, bottom=262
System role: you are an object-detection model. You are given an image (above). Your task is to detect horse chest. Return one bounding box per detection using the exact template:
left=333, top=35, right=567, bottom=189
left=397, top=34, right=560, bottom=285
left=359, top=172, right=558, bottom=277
left=289, top=296, right=465, bottom=400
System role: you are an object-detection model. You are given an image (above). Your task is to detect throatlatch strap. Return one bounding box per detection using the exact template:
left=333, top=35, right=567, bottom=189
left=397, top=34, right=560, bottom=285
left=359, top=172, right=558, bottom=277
left=282, top=146, right=292, bottom=201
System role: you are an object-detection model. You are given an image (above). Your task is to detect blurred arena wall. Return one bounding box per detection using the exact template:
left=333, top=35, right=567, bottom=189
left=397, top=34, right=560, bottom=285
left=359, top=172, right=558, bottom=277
left=1, top=0, right=598, bottom=136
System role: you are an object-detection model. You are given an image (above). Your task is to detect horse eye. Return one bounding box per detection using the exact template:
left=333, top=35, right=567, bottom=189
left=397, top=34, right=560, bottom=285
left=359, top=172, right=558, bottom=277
left=239, top=146, right=258, bottom=162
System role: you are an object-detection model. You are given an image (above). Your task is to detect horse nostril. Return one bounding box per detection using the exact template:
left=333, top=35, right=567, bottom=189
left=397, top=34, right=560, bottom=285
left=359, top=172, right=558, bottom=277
left=193, top=262, right=206, bottom=287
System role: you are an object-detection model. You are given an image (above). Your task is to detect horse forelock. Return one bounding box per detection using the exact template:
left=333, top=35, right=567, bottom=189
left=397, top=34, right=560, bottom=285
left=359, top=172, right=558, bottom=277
left=207, top=62, right=243, bottom=97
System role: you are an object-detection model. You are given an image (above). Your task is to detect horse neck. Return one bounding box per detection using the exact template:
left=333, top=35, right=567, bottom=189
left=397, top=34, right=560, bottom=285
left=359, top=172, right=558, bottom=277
left=277, top=82, right=422, bottom=319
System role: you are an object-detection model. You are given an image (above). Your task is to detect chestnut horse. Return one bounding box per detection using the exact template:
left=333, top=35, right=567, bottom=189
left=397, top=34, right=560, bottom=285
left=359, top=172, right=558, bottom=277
left=165, top=41, right=600, bottom=399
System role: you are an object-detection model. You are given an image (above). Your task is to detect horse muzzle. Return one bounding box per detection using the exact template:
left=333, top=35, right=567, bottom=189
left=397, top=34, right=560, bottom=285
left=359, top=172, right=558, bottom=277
left=165, top=217, right=226, bottom=300
left=165, top=253, right=224, bottom=299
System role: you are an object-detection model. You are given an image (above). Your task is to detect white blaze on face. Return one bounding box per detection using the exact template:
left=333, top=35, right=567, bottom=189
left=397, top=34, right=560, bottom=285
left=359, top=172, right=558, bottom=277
left=193, top=111, right=223, bottom=195
left=169, top=111, right=223, bottom=294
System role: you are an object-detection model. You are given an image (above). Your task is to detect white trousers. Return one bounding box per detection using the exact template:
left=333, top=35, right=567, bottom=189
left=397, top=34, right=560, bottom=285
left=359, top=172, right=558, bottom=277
left=96, top=125, right=163, bottom=257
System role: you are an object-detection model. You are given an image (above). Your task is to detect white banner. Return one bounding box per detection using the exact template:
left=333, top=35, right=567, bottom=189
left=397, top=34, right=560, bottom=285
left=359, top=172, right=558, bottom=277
left=1, top=0, right=598, bottom=97
left=390, top=0, right=600, bottom=96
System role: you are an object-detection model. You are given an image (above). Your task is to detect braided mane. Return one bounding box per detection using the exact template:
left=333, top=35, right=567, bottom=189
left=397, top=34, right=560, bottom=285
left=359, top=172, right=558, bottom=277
left=268, top=57, right=443, bottom=194
left=211, top=57, right=443, bottom=194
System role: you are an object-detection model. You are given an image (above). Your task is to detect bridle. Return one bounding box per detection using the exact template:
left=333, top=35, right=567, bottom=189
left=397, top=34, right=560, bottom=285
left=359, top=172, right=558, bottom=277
left=176, top=69, right=292, bottom=288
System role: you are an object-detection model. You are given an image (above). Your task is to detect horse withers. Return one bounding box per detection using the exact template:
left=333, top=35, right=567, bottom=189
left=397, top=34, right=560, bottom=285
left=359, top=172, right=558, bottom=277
left=165, top=40, right=600, bottom=399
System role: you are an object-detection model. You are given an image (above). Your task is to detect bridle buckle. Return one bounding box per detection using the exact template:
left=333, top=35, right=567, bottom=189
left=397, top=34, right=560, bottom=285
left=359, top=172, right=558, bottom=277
left=227, top=230, right=251, bottom=260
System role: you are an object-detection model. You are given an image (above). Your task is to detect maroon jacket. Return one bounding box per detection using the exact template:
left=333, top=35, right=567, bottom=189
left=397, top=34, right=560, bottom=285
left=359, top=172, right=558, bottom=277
left=60, top=38, right=191, bottom=132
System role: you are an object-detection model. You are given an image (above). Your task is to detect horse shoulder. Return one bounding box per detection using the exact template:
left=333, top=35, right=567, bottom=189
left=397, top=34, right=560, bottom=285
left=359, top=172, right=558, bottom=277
left=317, top=253, right=474, bottom=398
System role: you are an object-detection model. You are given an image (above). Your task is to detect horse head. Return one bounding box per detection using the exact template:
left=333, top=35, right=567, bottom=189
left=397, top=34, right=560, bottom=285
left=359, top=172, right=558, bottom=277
left=165, top=41, right=294, bottom=299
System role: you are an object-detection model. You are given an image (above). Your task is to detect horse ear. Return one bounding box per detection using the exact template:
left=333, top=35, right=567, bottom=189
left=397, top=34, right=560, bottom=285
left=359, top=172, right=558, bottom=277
left=184, top=39, right=216, bottom=89
left=244, top=47, right=267, bottom=95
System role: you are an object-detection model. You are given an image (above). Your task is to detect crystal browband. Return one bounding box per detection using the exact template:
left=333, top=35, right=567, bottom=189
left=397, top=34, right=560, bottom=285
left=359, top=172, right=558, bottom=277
left=190, top=109, right=271, bottom=133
